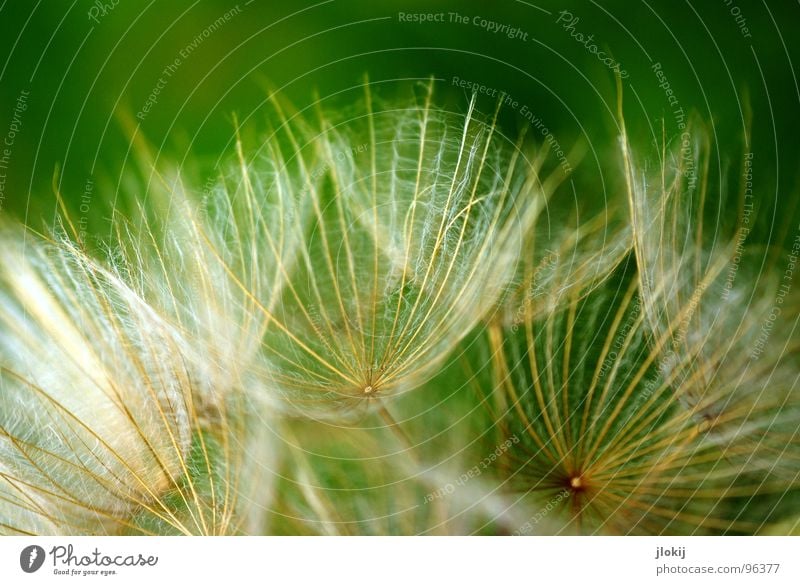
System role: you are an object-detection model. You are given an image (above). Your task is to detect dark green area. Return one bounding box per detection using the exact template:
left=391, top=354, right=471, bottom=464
left=0, top=0, right=797, bottom=248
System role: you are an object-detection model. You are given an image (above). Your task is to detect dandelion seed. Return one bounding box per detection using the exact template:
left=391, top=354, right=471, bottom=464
left=489, top=258, right=799, bottom=535
left=619, top=112, right=800, bottom=481
left=0, top=222, right=256, bottom=535
left=0, top=228, right=193, bottom=534
left=147, top=81, right=570, bottom=416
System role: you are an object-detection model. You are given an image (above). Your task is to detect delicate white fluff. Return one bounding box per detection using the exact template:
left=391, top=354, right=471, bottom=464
left=620, top=124, right=800, bottom=476
left=0, top=230, right=192, bottom=534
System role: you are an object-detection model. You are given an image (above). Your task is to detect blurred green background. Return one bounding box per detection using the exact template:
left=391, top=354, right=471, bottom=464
left=0, top=0, right=798, bottom=246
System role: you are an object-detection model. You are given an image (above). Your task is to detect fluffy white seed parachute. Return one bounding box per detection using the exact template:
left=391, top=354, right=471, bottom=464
left=265, top=90, right=541, bottom=402
left=109, top=110, right=305, bottom=417
left=226, top=85, right=559, bottom=413
left=119, top=85, right=566, bottom=415
left=489, top=271, right=797, bottom=535
left=0, top=228, right=193, bottom=535
left=620, top=119, right=800, bottom=480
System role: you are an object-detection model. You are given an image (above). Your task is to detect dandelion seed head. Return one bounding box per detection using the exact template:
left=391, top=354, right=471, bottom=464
left=0, top=228, right=215, bottom=534
left=151, top=82, right=568, bottom=416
